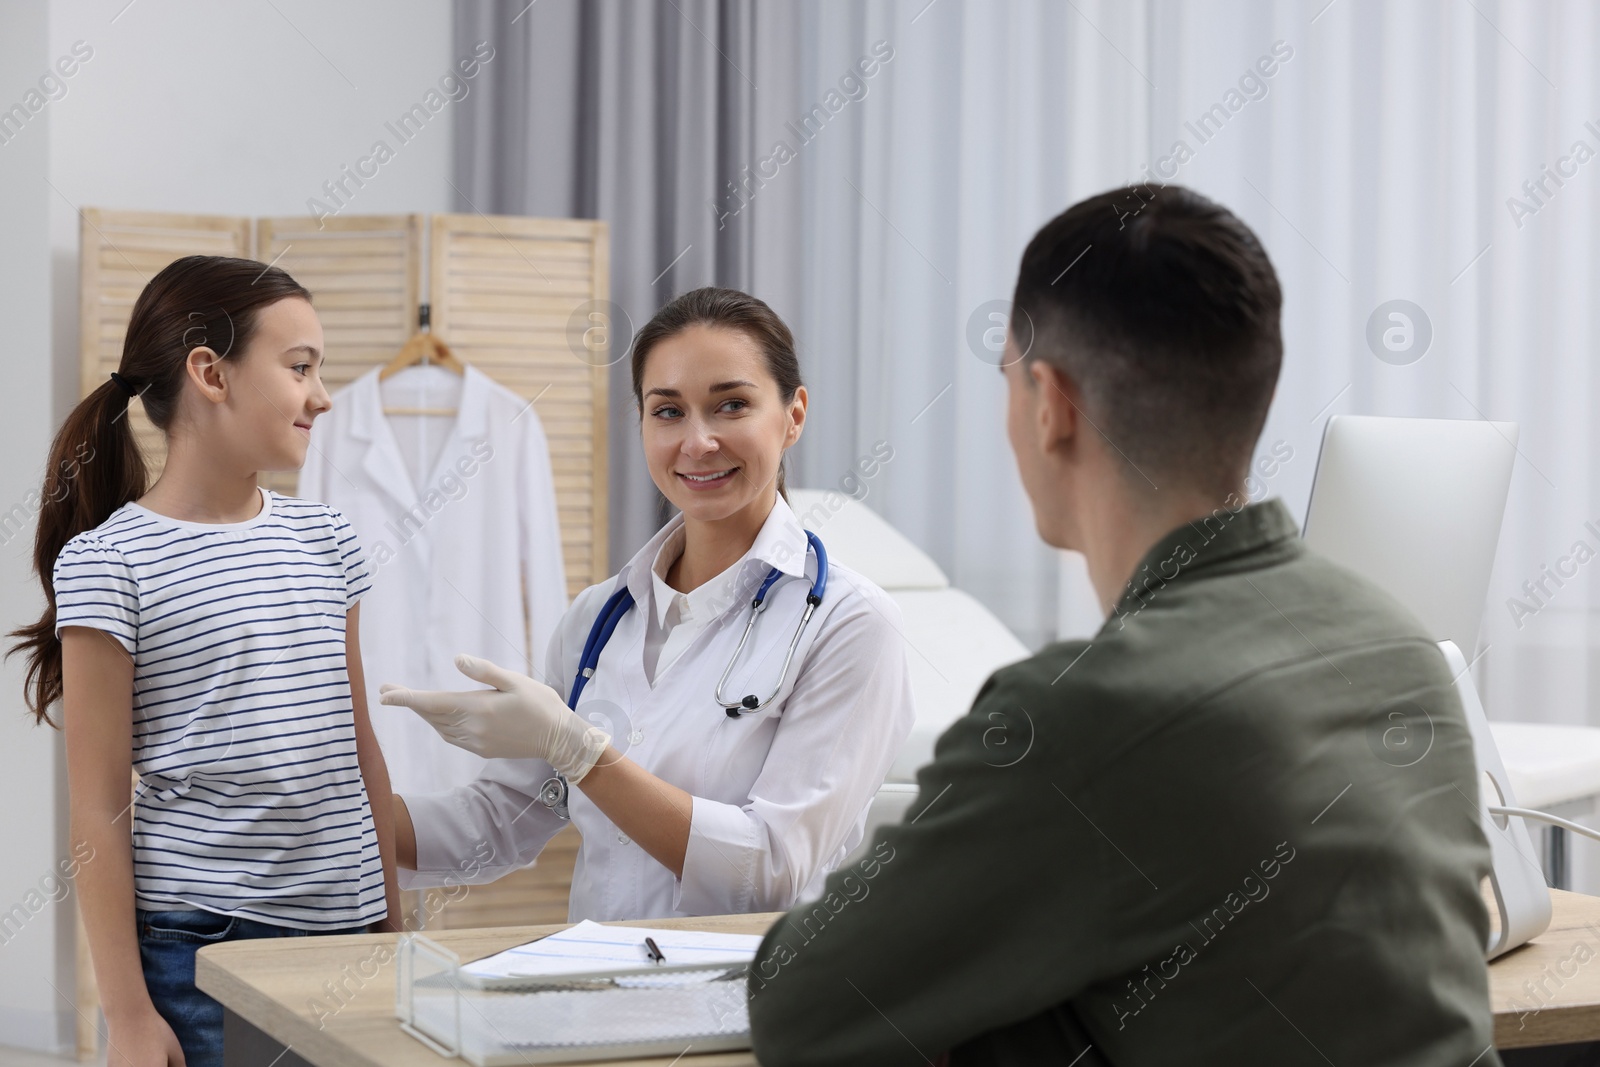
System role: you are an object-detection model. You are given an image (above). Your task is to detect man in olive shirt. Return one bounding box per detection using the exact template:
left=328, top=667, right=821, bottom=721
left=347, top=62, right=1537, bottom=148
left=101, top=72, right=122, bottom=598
left=747, top=186, right=1497, bottom=1065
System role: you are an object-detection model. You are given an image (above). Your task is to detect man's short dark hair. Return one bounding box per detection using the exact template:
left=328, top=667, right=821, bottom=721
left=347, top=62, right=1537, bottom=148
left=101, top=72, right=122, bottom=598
left=1011, top=184, right=1283, bottom=496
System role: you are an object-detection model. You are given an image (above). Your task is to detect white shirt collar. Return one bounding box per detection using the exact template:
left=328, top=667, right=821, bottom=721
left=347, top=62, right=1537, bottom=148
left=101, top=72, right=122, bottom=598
left=624, top=494, right=811, bottom=621
left=648, top=526, right=736, bottom=630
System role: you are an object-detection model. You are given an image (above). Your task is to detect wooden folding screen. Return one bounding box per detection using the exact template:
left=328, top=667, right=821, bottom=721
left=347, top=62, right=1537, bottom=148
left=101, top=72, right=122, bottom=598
left=420, top=213, right=610, bottom=926
left=252, top=215, right=423, bottom=496
left=81, top=210, right=610, bottom=594
left=429, top=214, right=611, bottom=599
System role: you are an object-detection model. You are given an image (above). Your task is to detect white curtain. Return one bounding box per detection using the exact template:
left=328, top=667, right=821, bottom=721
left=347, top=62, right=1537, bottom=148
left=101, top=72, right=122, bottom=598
left=457, top=0, right=1600, bottom=714
left=749, top=0, right=1600, bottom=715
left=1120, top=0, right=1597, bottom=726
left=731, top=0, right=1145, bottom=651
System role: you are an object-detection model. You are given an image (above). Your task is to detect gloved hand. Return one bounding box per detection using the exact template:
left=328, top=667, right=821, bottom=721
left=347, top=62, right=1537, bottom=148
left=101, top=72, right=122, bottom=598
left=378, top=654, right=611, bottom=781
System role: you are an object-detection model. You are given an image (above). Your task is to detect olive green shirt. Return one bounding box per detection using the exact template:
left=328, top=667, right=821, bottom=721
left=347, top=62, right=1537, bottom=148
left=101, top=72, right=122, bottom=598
left=748, top=499, right=1497, bottom=1067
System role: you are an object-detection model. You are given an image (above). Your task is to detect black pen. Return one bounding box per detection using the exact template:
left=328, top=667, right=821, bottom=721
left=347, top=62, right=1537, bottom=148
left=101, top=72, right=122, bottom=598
left=644, top=936, right=666, bottom=965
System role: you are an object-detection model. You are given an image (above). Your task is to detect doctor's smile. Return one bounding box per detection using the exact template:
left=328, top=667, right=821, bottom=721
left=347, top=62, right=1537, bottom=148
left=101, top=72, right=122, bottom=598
left=677, top=467, right=739, bottom=489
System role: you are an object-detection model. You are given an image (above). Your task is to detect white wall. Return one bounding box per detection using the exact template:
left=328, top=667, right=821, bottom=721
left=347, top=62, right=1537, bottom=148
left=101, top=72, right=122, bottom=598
left=48, top=0, right=463, bottom=407
left=0, top=0, right=71, bottom=1051
left=0, top=0, right=456, bottom=1052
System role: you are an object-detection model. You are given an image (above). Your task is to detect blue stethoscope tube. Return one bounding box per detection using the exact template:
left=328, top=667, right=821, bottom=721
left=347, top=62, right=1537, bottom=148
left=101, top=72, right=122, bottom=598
left=540, top=531, right=828, bottom=820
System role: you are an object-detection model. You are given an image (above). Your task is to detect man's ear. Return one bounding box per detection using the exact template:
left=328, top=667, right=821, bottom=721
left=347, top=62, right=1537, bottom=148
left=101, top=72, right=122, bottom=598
left=185, top=346, right=227, bottom=404
left=1030, top=359, right=1081, bottom=455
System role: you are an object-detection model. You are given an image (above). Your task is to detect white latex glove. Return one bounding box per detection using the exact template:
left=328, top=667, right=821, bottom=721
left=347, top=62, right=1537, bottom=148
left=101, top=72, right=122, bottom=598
left=378, top=654, right=611, bottom=781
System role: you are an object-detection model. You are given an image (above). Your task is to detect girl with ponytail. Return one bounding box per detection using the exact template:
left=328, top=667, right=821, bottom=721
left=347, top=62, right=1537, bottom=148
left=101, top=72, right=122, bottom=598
left=9, top=256, right=399, bottom=1067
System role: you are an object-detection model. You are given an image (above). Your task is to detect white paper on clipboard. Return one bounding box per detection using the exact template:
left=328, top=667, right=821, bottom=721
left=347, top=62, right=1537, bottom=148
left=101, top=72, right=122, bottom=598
left=461, top=920, right=763, bottom=986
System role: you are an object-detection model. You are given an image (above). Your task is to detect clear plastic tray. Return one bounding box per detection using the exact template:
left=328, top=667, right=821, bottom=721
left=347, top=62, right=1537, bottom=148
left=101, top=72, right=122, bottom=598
left=395, top=933, right=752, bottom=1066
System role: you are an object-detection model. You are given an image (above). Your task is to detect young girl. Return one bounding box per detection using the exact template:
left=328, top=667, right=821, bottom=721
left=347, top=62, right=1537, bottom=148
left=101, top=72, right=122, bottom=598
left=9, top=255, right=400, bottom=1067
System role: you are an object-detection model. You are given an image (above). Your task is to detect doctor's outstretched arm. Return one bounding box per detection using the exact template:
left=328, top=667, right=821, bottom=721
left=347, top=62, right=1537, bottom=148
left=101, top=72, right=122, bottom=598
left=381, top=654, right=698, bottom=874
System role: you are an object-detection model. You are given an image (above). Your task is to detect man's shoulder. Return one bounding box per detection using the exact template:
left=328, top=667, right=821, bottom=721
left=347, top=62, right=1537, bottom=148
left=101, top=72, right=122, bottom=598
left=986, top=637, right=1112, bottom=702
left=929, top=636, right=1148, bottom=777
left=963, top=543, right=1457, bottom=756
left=978, top=627, right=1154, bottom=717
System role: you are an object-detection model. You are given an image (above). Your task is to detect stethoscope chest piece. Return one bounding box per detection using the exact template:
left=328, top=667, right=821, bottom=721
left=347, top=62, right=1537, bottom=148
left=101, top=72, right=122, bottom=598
left=538, top=775, right=569, bottom=820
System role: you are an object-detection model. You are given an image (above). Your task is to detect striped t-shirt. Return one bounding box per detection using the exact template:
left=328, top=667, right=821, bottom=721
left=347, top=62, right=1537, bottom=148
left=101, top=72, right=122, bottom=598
left=52, top=489, right=385, bottom=929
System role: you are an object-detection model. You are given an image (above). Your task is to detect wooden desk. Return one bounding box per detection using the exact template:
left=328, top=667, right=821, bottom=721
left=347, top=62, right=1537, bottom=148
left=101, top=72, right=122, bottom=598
left=1491, top=888, right=1600, bottom=1049
left=198, top=891, right=1600, bottom=1063
left=196, top=912, right=782, bottom=1067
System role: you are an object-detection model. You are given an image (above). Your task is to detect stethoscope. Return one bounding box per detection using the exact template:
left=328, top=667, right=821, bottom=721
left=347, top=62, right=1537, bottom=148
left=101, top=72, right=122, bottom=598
left=538, top=531, right=829, bottom=820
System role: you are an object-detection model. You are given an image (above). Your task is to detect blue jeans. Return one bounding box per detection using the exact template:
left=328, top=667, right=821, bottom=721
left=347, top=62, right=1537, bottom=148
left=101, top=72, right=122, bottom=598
left=137, top=908, right=369, bottom=1067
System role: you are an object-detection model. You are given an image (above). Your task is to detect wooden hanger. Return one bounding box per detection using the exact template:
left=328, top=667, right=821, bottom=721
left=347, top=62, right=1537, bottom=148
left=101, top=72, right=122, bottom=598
left=381, top=304, right=464, bottom=416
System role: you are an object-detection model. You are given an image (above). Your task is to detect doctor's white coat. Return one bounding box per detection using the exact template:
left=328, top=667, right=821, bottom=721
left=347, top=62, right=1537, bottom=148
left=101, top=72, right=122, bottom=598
left=298, top=364, right=568, bottom=795
left=401, top=496, right=917, bottom=921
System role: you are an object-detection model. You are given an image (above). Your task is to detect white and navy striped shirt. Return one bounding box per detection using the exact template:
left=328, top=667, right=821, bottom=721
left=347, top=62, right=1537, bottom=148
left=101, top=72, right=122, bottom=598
left=53, top=489, right=385, bottom=929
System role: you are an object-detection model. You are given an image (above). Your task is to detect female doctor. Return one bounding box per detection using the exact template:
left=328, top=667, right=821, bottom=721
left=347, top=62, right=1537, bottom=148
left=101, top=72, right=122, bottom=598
left=381, top=287, right=916, bottom=921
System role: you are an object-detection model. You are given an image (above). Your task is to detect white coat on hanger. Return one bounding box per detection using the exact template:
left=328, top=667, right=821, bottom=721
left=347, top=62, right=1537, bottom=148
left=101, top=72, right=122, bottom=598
left=298, top=364, right=568, bottom=795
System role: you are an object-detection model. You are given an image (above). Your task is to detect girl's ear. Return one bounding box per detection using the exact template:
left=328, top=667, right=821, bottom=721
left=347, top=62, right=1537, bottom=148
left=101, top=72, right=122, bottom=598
left=185, top=346, right=228, bottom=404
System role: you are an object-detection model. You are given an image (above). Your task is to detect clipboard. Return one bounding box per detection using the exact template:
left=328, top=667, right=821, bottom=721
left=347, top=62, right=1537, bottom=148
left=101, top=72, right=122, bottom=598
left=455, top=919, right=763, bottom=989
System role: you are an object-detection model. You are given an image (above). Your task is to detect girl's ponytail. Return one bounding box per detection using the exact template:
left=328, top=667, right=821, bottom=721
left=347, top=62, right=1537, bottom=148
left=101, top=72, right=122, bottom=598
left=7, top=254, right=310, bottom=726
left=9, top=378, right=149, bottom=724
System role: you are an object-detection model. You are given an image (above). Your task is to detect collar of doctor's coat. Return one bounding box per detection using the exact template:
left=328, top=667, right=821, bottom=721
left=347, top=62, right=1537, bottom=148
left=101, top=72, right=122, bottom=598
left=647, top=523, right=752, bottom=633
left=618, top=492, right=814, bottom=623
left=339, top=364, right=493, bottom=512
